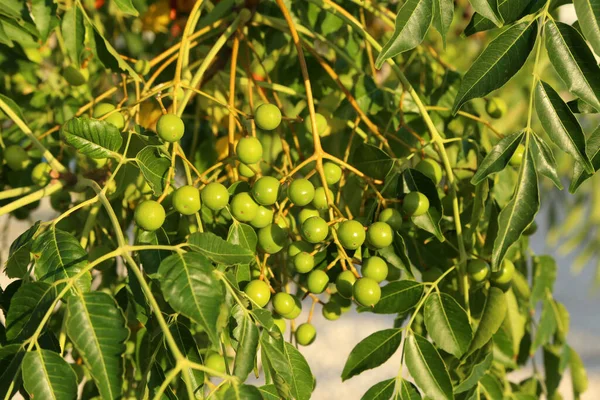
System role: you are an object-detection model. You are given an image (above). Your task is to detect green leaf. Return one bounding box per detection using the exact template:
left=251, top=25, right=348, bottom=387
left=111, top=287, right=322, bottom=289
left=398, top=379, right=422, bottom=400
left=530, top=255, right=556, bottom=307
left=570, top=125, right=600, bottom=192
left=169, top=322, right=204, bottom=390
left=452, top=20, right=537, bottom=113
left=424, top=292, right=473, bottom=358
left=491, top=146, right=539, bottom=269
left=61, top=117, right=123, bottom=159
left=341, top=329, right=402, bottom=381
left=471, top=131, right=524, bottom=185
left=469, top=287, right=507, bottom=354
left=468, top=0, right=503, bottom=28
left=378, top=233, right=413, bottom=278
left=113, top=0, right=138, bottom=16
left=375, top=0, right=433, bottom=67
left=135, top=146, right=170, bottom=195
left=224, top=384, right=263, bottom=400
left=0, top=21, right=13, bottom=47
left=574, top=0, right=600, bottom=56
left=61, top=6, right=84, bottom=68
left=0, top=344, right=26, bottom=397
left=352, top=143, right=394, bottom=180
left=404, top=333, right=453, bottom=400
left=530, top=131, right=563, bottom=189
left=227, top=222, right=258, bottom=251
left=465, top=0, right=531, bottom=36
left=31, top=0, right=58, bottom=42
left=535, top=80, right=594, bottom=173
left=66, top=292, right=129, bottom=400
left=31, top=228, right=92, bottom=297
left=531, top=299, right=557, bottom=354
left=372, top=281, right=424, bottom=314
left=567, top=98, right=598, bottom=114
left=545, top=20, right=600, bottom=111
left=188, top=232, right=255, bottom=265
left=4, top=220, right=40, bottom=278
left=399, top=168, right=444, bottom=241
left=454, top=342, right=494, bottom=393
left=283, top=342, right=314, bottom=400
left=86, top=19, right=140, bottom=80
left=569, top=346, right=588, bottom=396
left=0, top=93, right=26, bottom=122
left=433, top=0, right=453, bottom=47
left=158, top=252, right=225, bottom=344
left=360, top=378, right=395, bottom=400
left=259, top=385, right=280, bottom=400
left=136, top=229, right=172, bottom=278
left=479, top=374, right=504, bottom=399
left=22, top=349, right=78, bottom=400
left=5, top=282, right=56, bottom=342
left=232, top=305, right=259, bottom=381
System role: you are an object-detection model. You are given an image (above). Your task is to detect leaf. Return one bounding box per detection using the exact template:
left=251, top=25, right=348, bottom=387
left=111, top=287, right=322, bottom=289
left=574, top=0, right=600, bottom=56
left=61, top=6, right=84, bottom=67
left=468, top=0, right=503, bottom=28
left=399, top=168, right=444, bottom=241
left=372, top=281, right=424, bottom=314
left=224, top=384, right=263, bottom=400
left=398, top=379, right=422, bottom=400
left=570, top=125, right=600, bottom=192
left=545, top=20, right=600, bottom=112
left=135, top=146, right=170, bottom=195
left=31, top=0, right=58, bottom=42
left=61, top=117, right=123, bottom=159
left=31, top=228, right=92, bottom=297
left=530, top=132, right=563, bottom=189
left=531, top=299, right=557, bottom=354
left=0, top=93, right=26, bottom=122
left=227, top=222, right=258, bottom=251
left=169, top=322, right=204, bottom=391
left=567, top=98, right=598, bottom=114
left=188, top=232, right=255, bottom=265
left=469, top=287, right=507, bottom=354
left=113, top=0, right=138, bottom=16
left=375, top=0, right=433, bottom=67
left=465, top=0, right=532, bottom=36
left=66, top=292, right=129, bottom=400
left=259, top=385, right=280, bottom=400
left=360, top=378, right=395, bottom=400
left=0, top=344, right=26, bottom=397
left=479, top=374, right=504, bottom=399
left=86, top=19, right=140, bottom=80
left=4, top=220, right=40, bottom=278
left=433, top=0, right=453, bottom=47
left=424, top=292, right=473, bottom=358
left=491, top=146, right=539, bottom=269
left=136, top=229, right=172, bottom=278
left=569, top=346, right=588, bottom=396
left=404, top=333, right=453, bottom=400
left=452, top=20, right=537, bottom=113
left=530, top=255, right=556, bottom=307
left=471, top=131, right=524, bottom=185
left=5, top=282, right=56, bottom=342
left=352, top=143, right=394, bottom=180
left=22, top=349, right=78, bottom=400
left=341, top=329, right=402, bottom=381
left=454, top=342, right=494, bottom=393
left=283, top=342, right=314, bottom=400
left=534, top=80, right=593, bottom=173
left=232, top=306, right=259, bottom=381
left=158, top=252, right=225, bottom=344
left=378, top=233, right=413, bottom=278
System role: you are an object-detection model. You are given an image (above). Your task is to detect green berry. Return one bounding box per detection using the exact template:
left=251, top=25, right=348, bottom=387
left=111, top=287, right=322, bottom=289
left=281, top=296, right=302, bottom=319
left=378, top=208, right=403, bottom=231
left=337, top=220, right=366, bottom=250
left=307, top=269, right=329, bottom=294
left=64, top=65, right=89, bottom=86
left=244, top=280, right=271, bottom=307
left=323, top=162, right=342, bottom=185
left=50, top=191, right=71, bottom=212
left=297, top=207, right=320, bottom=225
left=510, top=144, right=525, bottom=167
left=134, top=59, right=151, bottom=75
left=135, top=200, right=166, bottom=231
left=304, top=113, right=328, bottom=136
left=93, top=103, right=125, bottom=130
left=322, top=301, right=342, bottom=321
left=230, top=192, right=259, bottom=222
left=273, top=292, right=295, bottom=315
left=468, top=259, right=490, bottom=283
left=415, top=159, right=442, bottom=185
left=353, top=277, right=381, bottom=307
left=252, top=176, right=280, bottom=206
left=301, top=216, right=329, bottom=243
left=288, top=179, right=315, bottom=206
left=156, top=114, right=185, bottom=142
left=258, top=223, right=286, bottom=254
left=4, top=145, right=30, bottom=171
left=362, top=256, right=388, bottom=283
left=250, top=206, right=274, bottom=229
left=402, top=192, right=429, bottom=217
left=93, top=103, right=115, bottom=118
left=312, top=187, right=333, bottom=210
left=367, top=222, right=394, bottom=249
left=205, top=353, right=227, bottom=374
left=335, top=270, right=357, bottom=299
left=254, top=103, right=282, bottom=130
left=295, top=323, right=316, bottom=346
left=172, top=185, right=201, bottom=215
left=288, top=240, right=313, bottom=258
left=238, top=162, right=259, bottom=178
left=31, top=163, right=52, bottom=186
left=491, top=259, right=515, bottom=285
left=236, top=137, right=263, bottom=164
left=486, top=97, right=507, bottom=119
left=201, top=182, right=230, bottom=211
left=294, top=252, right=314, bottom=273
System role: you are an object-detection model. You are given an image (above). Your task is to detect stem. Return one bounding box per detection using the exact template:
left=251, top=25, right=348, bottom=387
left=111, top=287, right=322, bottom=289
left=0, top=182, right=64, bottom=217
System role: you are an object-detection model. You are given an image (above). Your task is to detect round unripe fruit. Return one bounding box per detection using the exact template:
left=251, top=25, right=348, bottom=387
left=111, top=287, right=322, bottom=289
left=510, top=144, right=525, bottom=167
left=337, top=220, right=366, bottom=250
left=307, top=269, right=329, bottom=294
left=281, top=296, right=302, bottom=319
left=362, top=256, right=389, bottom=283
left=156, top=114, right=185, bottom=142
left=523, top=221, right=538, bottom=236
left=336, top=270, right=357, bottom=299
left=236, top=137, right=263, bottom=164
left=205, top=353, right=227, bottom=374
left=230, top=192, right=259, bottom=222
left=238, top=162, right=259, bottom=178
left=201, top=182, right=229, bottom=211
left=93, top=103, right=125, bottom=130
left=367, top=222, right=394, bottom=249
left=288, top=179, right=315, bottom=206
left=273, top=292, right=295, bottom=315
left=134, top=59, right=151, bottom=75
left=491, top=259, right=515, bottom=285
left=93, top=103, right=116, bottom=118
left=4, top=145, right=30, bottom=171
left=294, top=252, right=314, bottom=273
left=31, top=163, right=52, bottom=186
left=467, top=259, right=490, bottom=283
left=254, top=103, right=282, bottom=131
left=353, top=277, right=381, bottom=307
left=258, top=224, right=286, bottom=254
left=301, top=216, right=329, bottom=243
left=64, top=65, right=89, bottom=86
left=295, top=323, right=317, bottom=346
left=415, top=159, right=442, bottom=185
left=273, top=316, right=286, bottom=333
left=402, top=192, right=430, bottom=217
left=323, top=162, right=342, bottom=185
left=486, top=97, right=507, bottom=119
left=50, top=191, right=71, bottom=212
left=135, top=200, right=166, bottom=231
left=244, top=280, right=271, bottom=307
left=378, top=208, right=403, bottom=231
left=304, top=113, right=328, bottom=136
left=252, top=176, right=280, bottom=206
left=172, top=185, right=201, bottom=215
left=312, top=187, right=333, bottom=210
left=298, top=207, right=320, bottom=225
left=322, top=301, right=342, bottom=321
left=250, top=206, right=274, bottom=229
left=288, top=241, right=313, bottom=257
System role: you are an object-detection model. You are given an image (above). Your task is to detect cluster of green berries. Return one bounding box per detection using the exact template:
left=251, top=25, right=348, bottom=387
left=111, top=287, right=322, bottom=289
left=467, top=258, right=516, bottom=291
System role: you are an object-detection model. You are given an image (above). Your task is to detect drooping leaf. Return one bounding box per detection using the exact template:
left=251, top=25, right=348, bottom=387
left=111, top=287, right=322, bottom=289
left=5, top=282, right=56, bottom=342
left=491, top=146, right=539, bottom=269
left=469, top=287, right=507, bottom=354
left=544, top=20, right=600, bottom=111
left=232, top=305, right=259, bottom=381
left=188, top=232, right=255, bottom=265
left=423, top=292, right=473, bottom=358
left=569, top=346, right=588, bottom=396
left=4, top=220, right=40, bottom=278
left=433, top=0, right=453, bottom=46
left=573, top=0, right=600, bottom=56
left=467, top=0, right=503, bottom=28
left=471, top=131, right=524, bottom=185
left=375, top=0, right=433, bottom=67
left=352, top=143, right=394, bottom=180
left=227, top=222, right=258, bottom=251
left=399, top=168, right=444, bottom=241
left=404, top=333, right=453, bottom=400
left=398, top=379, right=422, bottom=400
left=66, top=292, right=129, bottom=400
left=283, top=342, right=314, bottom=400
left=61, top=6, right=84, bottom=68
left=534, top=80, right=593, bottom=173
left=61, top=117, right=123, bottom=159
left=531, top=299, right=558, bottom=354
left=22, top=349, right=78, bottom=400
left=0, top=344, right=26, bottom=397
left=135, top=146, right=170, bottom=195
left=86, top=19, right=140, bottom=80
left=465, top=0, right=531, bottom=36
left=341, top=329, right=402, bottom=381
left=372, top=281, right=424, bottom=314
left=169, top=322, right=204, bottom=391
left=454, top=342, right=494, bottom=393
left=530, top=255, right=557, bottom=307
left=570, top=124, right=600, bottom=192
left=453, top=20, right=537, bottom=113
left=113, top=0, right=138, bottom=16
left=479, top=374, right=504, bottom=399
left=530, top=132, right=563, bottom=189
left=360, top=378, right=395, bottom=400
left=31, top=0, right=58, bottom=42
